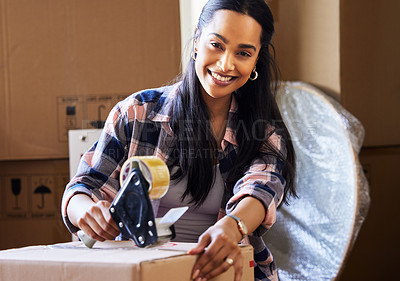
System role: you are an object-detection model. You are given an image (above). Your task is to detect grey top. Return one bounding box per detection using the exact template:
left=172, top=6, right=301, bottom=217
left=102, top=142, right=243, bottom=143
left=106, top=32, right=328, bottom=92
left=157, top=166, right=225, bottom=242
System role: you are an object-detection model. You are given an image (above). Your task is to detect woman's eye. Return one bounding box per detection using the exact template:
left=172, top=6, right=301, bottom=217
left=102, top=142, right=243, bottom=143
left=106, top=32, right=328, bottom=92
left=238, top=51, right=251, bottom=57
left=211, top=42, right=222, bottom=49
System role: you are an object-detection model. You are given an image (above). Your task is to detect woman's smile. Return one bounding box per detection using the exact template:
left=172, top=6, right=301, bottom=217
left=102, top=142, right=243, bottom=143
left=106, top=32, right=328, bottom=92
left=194, top=10, right=262, bottom=101
left=208, top=70, right=237, bottom=84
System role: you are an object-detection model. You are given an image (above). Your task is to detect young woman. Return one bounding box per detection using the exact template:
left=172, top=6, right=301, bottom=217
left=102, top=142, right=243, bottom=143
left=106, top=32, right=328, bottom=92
left=62, top=0, right=296, bottom=280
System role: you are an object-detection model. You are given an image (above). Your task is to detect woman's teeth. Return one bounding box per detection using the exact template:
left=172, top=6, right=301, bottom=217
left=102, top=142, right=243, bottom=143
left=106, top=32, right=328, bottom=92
left=211, top=72, right=232, bottom=82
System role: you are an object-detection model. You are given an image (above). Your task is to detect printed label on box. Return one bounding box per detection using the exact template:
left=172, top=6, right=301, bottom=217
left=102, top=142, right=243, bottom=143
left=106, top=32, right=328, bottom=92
left=31, top=176, right=56, bottom=216
left=57, top=94, right=129, bottom=143
left=84, top=95, right=114, bottom=129
left=57, top=96, right=85, bottom=142
left=5, top=176, right=29, bottom=217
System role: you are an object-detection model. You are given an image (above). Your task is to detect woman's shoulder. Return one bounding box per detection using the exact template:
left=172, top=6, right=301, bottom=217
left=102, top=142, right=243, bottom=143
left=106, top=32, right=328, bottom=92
left=114, top=83, right=180, bottom=115
left=125, top=83, right=178, bottom=105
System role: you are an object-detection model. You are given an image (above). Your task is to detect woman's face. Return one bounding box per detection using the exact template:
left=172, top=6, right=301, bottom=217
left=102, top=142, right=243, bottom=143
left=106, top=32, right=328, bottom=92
left=194, top=9, right=262, bottom=101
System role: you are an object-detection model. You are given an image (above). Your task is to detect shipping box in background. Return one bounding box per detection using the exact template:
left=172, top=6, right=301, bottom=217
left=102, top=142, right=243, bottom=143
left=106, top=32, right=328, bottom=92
left=271, top=0, right=400, bottom=147
left=0, top=0, right=181, bottom=249
left=0, top=0, right=181, bottom=160
left=0, top=159, right=71, bottom=250
left=338, top=147, right=400, bottom=281
left=0, top=241, right=254, bottom=281
left=269, top=0, right=400, bottom=280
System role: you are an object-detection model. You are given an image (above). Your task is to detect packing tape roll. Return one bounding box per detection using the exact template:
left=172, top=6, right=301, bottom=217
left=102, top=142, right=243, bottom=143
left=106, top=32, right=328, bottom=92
left=120, top=156, right=170, bottom=200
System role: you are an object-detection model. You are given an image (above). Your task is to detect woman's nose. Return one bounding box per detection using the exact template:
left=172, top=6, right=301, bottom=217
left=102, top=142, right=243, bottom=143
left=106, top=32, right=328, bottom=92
left=217, top=53, right=235, bottom=72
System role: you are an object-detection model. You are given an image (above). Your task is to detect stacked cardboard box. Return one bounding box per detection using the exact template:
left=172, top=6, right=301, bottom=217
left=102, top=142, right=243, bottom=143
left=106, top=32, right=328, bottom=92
left=0, top=241, right=254, bottom=281
left=0, top=0, right=181, bottom=250
left=0, top=0, right=181, bottom=160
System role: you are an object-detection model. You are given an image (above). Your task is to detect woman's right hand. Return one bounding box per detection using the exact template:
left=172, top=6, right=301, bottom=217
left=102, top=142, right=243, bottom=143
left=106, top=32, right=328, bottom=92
left=67, top=194, right=120, bottom=241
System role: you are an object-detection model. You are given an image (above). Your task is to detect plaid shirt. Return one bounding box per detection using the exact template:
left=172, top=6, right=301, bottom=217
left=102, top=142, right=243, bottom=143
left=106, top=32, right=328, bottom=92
left=62, top=83, right=286, bottom=281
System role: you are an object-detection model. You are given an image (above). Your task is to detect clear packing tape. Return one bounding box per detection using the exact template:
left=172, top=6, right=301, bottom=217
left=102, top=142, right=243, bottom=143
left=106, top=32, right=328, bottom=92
left=263, top=82, right=370, bottom=280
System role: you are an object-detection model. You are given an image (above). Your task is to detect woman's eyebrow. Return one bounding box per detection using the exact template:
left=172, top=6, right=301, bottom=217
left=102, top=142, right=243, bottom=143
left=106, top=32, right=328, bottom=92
left=238, top=44, right=256, bottom=52
left=209, top=32, right=257, bottom=51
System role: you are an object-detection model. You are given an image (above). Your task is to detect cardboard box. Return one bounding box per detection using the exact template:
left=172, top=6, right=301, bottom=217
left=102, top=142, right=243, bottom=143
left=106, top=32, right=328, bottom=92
left=0, top=159, right=71, bottom=250
left=0, top=0, right=181, bottom=160
left=0, top=241, right=254, bottom=281
left=339, top=0, right=400, bottom=147
left=272, top=0, right=340, bottom=96
left=338, top=147, right=400, bottom=280
left=270, top=0, right=400, bottom=146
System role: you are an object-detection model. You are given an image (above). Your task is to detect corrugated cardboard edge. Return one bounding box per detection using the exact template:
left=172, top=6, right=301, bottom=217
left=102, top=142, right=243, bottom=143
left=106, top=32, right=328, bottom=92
left=0, top=243, right=254, bottom=281
left=141, top=245, right=254, bottom=281
left=0, top=259, right=140, bottom=281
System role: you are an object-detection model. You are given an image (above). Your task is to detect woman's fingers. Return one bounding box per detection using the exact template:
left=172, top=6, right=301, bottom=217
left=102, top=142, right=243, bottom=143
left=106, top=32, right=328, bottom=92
left=195, top=234, right=230, bottom=274
left=189, top=226, right=243, bottom=281
left=188, top=232, right=210, bottom=255
left=201, top=240, right=242, bottom=280
left=78, top=217, right=106, bottom=241
left=233, top=253, right=244, bottom=281
left=204, top=251, right=243, bottom=281
left=77, top=200, right=120, bottom=241
left=97, top=201, right=120, bottom=235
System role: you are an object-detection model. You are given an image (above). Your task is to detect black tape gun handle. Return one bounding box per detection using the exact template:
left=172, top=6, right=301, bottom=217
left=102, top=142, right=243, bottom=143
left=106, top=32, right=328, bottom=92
left=77, top=168, right=158, bottom=248
left=109, top=168, right=158, bottom=248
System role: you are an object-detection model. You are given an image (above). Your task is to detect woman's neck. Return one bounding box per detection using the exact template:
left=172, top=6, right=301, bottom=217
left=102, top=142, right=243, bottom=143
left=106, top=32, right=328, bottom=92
left=200, top=89, right=232, bottom=148
left=201, top=91, right=232, bottom=120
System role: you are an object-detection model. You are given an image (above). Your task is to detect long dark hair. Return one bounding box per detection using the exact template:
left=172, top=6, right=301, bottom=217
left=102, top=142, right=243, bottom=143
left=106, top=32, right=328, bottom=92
left=170, top=0, right=296, bottom=206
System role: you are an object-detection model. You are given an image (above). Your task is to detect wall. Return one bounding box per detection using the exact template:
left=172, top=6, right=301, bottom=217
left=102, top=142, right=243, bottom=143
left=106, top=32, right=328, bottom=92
left=179, top=0, right=208, bottom=71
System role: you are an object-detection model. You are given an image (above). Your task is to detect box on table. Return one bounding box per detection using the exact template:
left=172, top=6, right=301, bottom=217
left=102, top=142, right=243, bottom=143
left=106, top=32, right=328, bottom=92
left=0, top=241, right=254, bottom=281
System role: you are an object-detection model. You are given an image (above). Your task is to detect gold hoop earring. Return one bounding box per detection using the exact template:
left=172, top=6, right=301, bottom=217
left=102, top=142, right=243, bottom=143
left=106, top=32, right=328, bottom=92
left=249, top=67, right=258, bottom=81
left=191, top=51, right=197, bottom=61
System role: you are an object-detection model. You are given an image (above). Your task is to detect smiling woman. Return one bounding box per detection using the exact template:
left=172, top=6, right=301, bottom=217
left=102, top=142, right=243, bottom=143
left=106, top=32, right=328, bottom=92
left=62, top=1, right=296, bottom=281
left=194, top=10, right=262, bottom=101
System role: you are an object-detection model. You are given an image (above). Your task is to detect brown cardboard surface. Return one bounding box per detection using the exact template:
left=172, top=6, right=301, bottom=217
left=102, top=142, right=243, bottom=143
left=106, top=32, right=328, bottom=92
left=270, top=0, right=400, bottom=146
left=0, top=241, right=254, bottom=281
left=0, top=0, right=180, bottom=160
left=0, top=0, right=8, bottom=159
left=340, top=0, right=400, bottom=147
left=0, top=159, right=71, bottom=250
left=272, top=0, right=341, bottom=95
left=338, top=147, right=400, bottom=280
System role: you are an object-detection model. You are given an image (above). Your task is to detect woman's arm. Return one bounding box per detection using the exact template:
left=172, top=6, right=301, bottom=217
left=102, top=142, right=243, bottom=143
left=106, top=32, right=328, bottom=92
left=189, top=196, right=265, bottom=281
left=189, top=131, right=286, bottom=281
left=67, top=194, right=120, bottom=241
left=62, top=101, right=129, bottom=237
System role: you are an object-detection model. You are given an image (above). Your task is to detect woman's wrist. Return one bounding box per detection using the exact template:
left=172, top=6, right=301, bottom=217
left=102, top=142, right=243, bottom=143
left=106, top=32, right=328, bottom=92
left=217, top=215, right=244, bottom=242
left=226, top=214, right=248, bottom=240
left=67, top=194, right=96, bottom=228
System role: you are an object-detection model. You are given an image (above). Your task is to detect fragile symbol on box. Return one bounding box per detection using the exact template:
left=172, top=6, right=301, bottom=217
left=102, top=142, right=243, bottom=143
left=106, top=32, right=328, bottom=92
left=11, top=178, right=22, bottom=209
left=5, top=176, right=29, bottom=217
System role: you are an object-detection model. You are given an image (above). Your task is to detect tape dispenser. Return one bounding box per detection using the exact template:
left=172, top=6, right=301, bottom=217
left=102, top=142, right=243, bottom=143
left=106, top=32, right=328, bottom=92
left=77, top=156, right=188, bottom=248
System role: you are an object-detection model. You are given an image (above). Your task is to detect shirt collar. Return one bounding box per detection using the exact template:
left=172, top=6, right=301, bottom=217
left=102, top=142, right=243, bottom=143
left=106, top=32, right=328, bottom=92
left=149, top=83, right=180, bottom=123
left=149, top=85, right=239, bottom=147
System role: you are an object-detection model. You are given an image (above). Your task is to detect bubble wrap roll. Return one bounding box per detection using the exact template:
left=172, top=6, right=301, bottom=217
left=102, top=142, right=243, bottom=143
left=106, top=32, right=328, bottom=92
left=263, top=82, right=370, bottom=280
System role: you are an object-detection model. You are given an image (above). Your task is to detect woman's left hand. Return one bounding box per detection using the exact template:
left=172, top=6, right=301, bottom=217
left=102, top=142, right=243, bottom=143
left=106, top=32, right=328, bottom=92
left=188, top=219, right=243, bottom=281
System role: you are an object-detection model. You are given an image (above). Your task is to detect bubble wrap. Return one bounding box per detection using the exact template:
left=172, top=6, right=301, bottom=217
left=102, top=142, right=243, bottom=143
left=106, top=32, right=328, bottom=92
left=263, top=82, right=370, bottom=280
